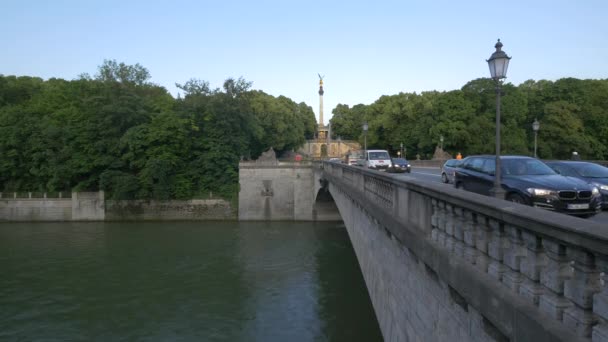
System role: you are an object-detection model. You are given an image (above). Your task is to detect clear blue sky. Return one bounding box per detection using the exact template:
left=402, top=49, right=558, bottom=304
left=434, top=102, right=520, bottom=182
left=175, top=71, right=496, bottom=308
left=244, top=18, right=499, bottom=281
left=2, top=0, right=607, bottom=124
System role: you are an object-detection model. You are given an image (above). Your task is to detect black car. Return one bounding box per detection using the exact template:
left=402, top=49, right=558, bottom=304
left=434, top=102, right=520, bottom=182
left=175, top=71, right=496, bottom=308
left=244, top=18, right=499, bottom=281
left=545, top=161, right=608, bottom=209
left=441, top=159, right=462, bottom=184
left=388, top=158, right=411, bottom=173
left=454, top=155, right=602, bottom=218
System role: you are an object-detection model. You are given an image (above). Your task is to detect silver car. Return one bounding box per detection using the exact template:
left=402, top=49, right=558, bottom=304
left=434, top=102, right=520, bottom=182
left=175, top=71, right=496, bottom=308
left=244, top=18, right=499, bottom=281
left=441, top=159, right=462, bottom=184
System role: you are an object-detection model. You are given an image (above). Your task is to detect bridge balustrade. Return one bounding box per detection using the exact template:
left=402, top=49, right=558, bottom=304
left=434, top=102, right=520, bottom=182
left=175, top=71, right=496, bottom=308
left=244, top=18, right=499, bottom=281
left=320, top=161, right=608, bottom=341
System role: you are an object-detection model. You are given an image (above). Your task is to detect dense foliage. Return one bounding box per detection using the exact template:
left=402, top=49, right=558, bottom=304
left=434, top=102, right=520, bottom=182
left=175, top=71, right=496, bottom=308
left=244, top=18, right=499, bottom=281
left=2, top=60, right=607, bottom=199
left=330, top=78, right=608, bottom=161
left=0, top=61, right=317, bottom=199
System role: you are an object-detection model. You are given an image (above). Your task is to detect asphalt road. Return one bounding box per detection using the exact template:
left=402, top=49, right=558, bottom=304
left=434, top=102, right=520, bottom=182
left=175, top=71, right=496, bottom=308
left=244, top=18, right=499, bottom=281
left=389, top=166, right=608, bottom=225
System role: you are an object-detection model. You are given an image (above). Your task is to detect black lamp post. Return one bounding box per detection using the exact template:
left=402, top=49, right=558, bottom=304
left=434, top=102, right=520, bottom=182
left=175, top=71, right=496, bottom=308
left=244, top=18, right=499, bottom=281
left=362, top=122, right=368, bottom=167
left=487, top=39, right=511, bottom=199
left=532, top=118, right=540, bottom=158
left=400, top=142, right=403, bottom=158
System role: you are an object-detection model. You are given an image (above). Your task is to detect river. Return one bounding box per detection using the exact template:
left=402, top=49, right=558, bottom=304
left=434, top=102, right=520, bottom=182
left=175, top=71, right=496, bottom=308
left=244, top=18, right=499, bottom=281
left=0, top=222, right=382, bottom=341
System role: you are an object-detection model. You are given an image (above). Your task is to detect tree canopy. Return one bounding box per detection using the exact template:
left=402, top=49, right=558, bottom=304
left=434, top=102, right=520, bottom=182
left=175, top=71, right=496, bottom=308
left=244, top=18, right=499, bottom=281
left=0, top=61, right=316, bottom=199
left=2, top=60, right=606, bottom=200
left=330, top=77, right=608, bottom=161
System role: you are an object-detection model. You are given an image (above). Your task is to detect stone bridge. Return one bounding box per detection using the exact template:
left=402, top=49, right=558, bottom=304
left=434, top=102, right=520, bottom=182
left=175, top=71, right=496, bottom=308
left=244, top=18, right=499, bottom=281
left=317, top=161, right=608, bottom=342
left=238, top=160, right=608, bottom=341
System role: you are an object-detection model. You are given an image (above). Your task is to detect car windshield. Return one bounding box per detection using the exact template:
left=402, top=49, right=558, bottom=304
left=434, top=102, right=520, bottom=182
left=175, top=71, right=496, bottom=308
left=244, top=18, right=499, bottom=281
left=502, top=159, right=557, bottom=176
left=369, top=151, right=389, bottom=160
left=393, top=158, right=407, bottom=163
left=571, top=163, right=608, bottom=178
left=445, top=159, right=461, bottom=167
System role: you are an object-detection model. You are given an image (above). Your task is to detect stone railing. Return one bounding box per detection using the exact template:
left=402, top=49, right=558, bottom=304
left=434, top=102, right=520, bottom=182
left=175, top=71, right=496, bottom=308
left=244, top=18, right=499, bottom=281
left=320, top=161, right=607, bottom=341
left=0, top=191, right=72, bottom=199
left=0, top=191, right=104, bottom=221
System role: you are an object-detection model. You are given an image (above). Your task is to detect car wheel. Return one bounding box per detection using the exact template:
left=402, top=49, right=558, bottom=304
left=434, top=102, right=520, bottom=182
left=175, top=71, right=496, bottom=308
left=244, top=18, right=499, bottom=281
left=441, top=173, right=449, bottom=183
left=454, top=182, right=462, bottom=189
left=507, top=193, right=527, bottom=205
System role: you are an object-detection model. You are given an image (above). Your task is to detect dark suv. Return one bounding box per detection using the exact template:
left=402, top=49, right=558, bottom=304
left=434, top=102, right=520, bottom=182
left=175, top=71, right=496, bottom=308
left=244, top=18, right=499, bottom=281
left=454, top=155, right=602, bottom=218
left=545, top=161, right=608, bottom=209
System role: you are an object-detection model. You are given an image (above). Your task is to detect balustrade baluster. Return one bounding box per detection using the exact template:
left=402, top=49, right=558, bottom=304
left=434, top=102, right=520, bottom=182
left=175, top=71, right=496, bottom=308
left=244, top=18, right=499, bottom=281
left=593, top=256, right=608, bottom=341
left=539, top=239, right=573, bottom=321
left=452, top=207, right=465, bottom=257
left=519, top=231, right=546, bottom=306
left=563, top=248, right=601, bottom=337
left=462, top=210, right=478, bottom=265
left=474, top=214, right=491, bottom=273
left=436, top=201, right=447, bottom=247
left=502, top=224, right=524, bottom=293
left=487, top=218, right=507, bottom=281
left=444, top=204, right=455, bottom=252
left=431, top=199, right=439, bottom=242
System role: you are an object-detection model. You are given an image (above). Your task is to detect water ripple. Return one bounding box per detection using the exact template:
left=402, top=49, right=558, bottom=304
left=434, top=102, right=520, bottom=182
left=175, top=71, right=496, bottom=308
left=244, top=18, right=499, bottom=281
left=0, top=222, right=382, bottom=341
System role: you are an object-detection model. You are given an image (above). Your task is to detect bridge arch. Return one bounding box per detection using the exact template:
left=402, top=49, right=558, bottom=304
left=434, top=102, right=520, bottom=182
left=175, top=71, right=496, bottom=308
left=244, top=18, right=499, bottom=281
left=313, top=177, right=341, bottom=221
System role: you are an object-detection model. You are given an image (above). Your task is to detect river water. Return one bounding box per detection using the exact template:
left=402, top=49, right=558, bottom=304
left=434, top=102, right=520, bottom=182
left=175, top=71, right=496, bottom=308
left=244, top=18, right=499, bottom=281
left=0, top=222, right=382, bottom=341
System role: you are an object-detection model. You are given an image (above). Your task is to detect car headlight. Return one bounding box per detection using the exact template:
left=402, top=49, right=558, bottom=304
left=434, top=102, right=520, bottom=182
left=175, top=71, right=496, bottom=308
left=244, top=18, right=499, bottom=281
left=407, top=164, right=411, bottom=167
left=527, top=188, right=557, bottom=197
left=592, top=187, right=600, bottom=195
left=593, top=183, right=608, bottom=191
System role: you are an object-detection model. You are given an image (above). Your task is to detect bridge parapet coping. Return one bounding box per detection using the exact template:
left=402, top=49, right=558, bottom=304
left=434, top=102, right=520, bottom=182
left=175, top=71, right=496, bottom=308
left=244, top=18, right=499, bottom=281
left=319, top=161, right=607, bottom=341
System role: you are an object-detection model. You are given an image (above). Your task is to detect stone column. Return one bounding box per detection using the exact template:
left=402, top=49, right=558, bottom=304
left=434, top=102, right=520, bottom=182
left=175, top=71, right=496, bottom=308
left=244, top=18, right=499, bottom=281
left=474, top=213, right=491, bottom=273
left=431, top=199, right=439, bottom=242
left=563, top=247, right=600, bottom=337
left=452, top=206, right=465, bottom=258
left=519, top=231, right=546, bottom=306
left=593, top=255, right=608, bottom=341
left=539, top=238, right=573, bottom=321
left=502, top=224, right=524, bottom=293
left=444, top=203, right=455, bottom=252
left=436, top=201, right=447, bottom=247
left=487, top=218, right=507, bottom=281
left=462, top=210, right=478, bottom=265
left=318, top=82, right=324, bottom=127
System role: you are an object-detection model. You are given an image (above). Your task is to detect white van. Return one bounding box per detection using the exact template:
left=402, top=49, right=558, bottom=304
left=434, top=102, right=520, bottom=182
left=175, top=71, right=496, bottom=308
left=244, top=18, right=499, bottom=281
left=365, top=150, right=392, bottom=171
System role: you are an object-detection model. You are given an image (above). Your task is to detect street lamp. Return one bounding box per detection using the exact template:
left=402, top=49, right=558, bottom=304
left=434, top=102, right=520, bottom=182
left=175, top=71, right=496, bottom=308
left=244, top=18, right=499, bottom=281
left=487, top=39, right=511, bottom=199
left=362, top=122, right=368, bottom=167
left=440, top=135, right=444, bottom=150
left=532, top=118, right=540, bottom=158
left=400, top=142, right=403, bottom=158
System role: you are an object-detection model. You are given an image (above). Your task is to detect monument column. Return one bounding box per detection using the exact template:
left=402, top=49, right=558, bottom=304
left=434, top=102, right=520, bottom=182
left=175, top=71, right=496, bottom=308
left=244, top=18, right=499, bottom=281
left=318, top=75, right=324, bottom=127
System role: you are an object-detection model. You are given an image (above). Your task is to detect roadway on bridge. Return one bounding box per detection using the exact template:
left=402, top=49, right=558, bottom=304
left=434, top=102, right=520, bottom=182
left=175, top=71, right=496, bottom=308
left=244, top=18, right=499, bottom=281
left=389, top=166, right=608, bottom=225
